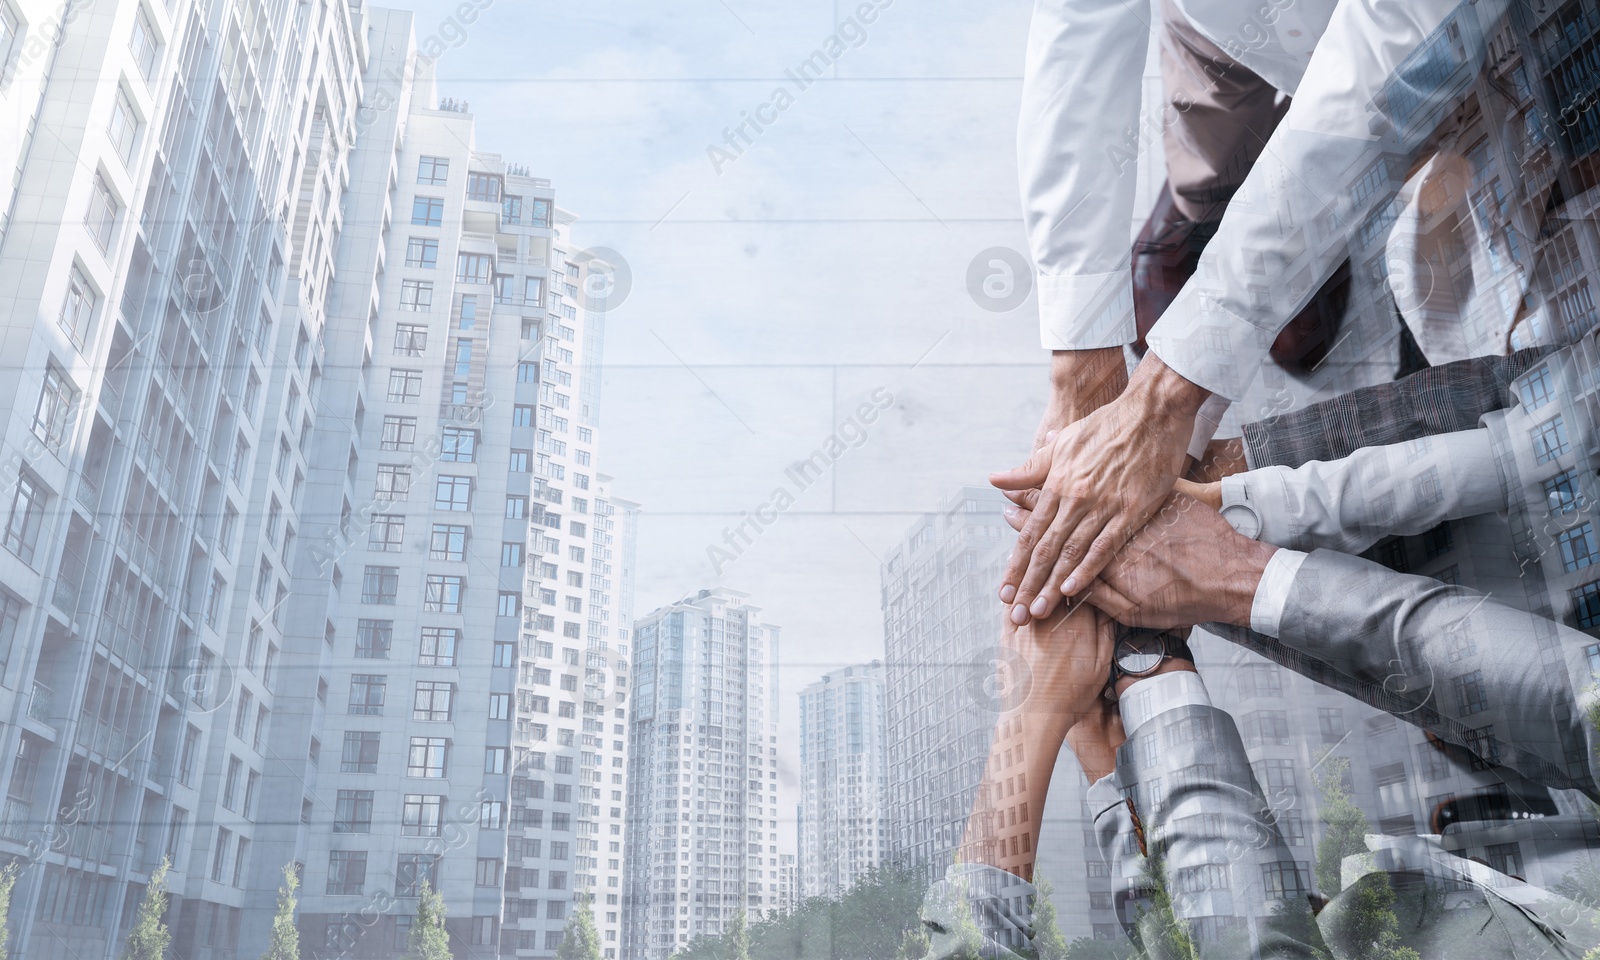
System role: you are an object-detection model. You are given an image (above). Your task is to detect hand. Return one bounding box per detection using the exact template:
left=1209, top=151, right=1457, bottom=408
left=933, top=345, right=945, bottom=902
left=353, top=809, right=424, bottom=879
left=1000, top=349, right=1132, bottom=519
left=1004, top=601, right=1119, bottom=725
left=992, top=356, right=1210, bottom=623
left=1084, top=492, right=1277, bottom=630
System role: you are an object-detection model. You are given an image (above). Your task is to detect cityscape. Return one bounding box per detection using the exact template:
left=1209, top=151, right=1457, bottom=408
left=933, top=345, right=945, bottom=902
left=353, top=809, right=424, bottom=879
left=5, top=0, right=1600, bottom=958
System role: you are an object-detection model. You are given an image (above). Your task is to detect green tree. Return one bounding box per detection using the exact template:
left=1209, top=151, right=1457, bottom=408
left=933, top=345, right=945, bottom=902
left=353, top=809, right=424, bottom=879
left=893, top=921, right=931, bottom=960
left=404, top=879, right=453, bottom=960
left=121, top=857, right=172, bottom=960
left=556, top=894, right=602, bottom=960
left=0, top=860, right=19, bottom=959
left=1313, top=757, right=1368, bottom=898
left=258, top=863, right=300, bottom=960
left=1032, top=874, right=1070, bottom=960
left=727, top=910, right=752, bottom=960
left=1312, top=755, right=1417, bottom=960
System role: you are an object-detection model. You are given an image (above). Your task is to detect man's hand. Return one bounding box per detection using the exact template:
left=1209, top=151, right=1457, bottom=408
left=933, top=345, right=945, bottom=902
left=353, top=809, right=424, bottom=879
left=1036, top=348, right=1129, bottom=445
left=1084, top=492, right=1277, bottom=630
left=992, top=356, right=1211, bottom=624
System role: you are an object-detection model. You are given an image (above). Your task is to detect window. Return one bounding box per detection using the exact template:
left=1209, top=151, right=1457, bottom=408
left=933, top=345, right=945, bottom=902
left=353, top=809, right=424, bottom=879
left=1466, top=725, right=1500, bottom=770
left=130, top=4, right=159, bottom=78
left=435, top=476, right=472, bottom=511
left=399, top=279, right=433, bottom=312
left=85, top=173, right=118, bottom=252
left=529, top=198, right=551, bottom=227
left=405, top=237, right=439, bottom=268
left=334, top=790, right=374, bottom=833
left=402, top=794, right=446, bottom=837
left=459, top=294, right=478, bottom=329
left=412, top=196, right=444, bottom=226
left=489, top=693, right=510, bottom=720
left=1260, top=862, right=1307, bottom=900
left=419, top=627, right=459, bottom=667
left=413, top=681, right=454, bottom=721
left=502, top=194, right=523, bottom=224
left=495, top=642, right=515, bottom=668
left=361, top=566, right=398, bottom=604
left=1519, top=365, right=1554, bottom=410
left=495, top=274, right=516, bottom=304
left=564, top=596, right=582, bottom=614
left=1546, top=469, right=1585, bottom=514
left=1453, top=670, right=1488, bottom=716
left=387, top=368, right=424, bottom=402
left=525, top=277, right=544, bottom=305
left=1575, top=582, right=1600, bottom=630
left=513, top=405, right=535, bottom=427
left=1559, top=523, right=1599, bottom=573
left=499, top=592, right=521, bottom=617
left=1317, top=707, right=1344, bottom=742
left=326, top=851, right=367, bottom=896
left=368, top=514, right=405, bottom=552
left=59, top=265, right=96, bottom=347
left=441, top=426, right=477, bottom=463
left=477, top=858, right=503, bottom=887
left=397, top=854, right=439, bottom=897
left=32, top=365, right=77, bottom=452
left=485, top=747, right=509, bottom=774
left=427, top=524, right=468, bottom=562
left=506, top=496, right=527, bottom=519
left=394, top=324, right=428, bottom=356
left=424, top=575, right=464, bottom=613
left=467, top=172, right=502, bottom=202
left=502, top=543, right=524, bottom=567
left=407, top=737, right=449, bottom=778
left=1254, top=758, right=1297, bottom=795
left=3, top=474, right=45, bottom=565
left=356, top=620, right=392, bottom=659
left=481, top=800, right=505, bottom=829
left=376, top=464, right=411, bottom=498
left=340, top=732, right=380, bottom=773
left=348, top=675, right=387, bottom=716
left=457, top=253, right=494, bottom=284
left=417, top=156, right=449, bottom=185
left=1422, top=522, right=1453, bottom=559
left=108, top=86, right=139, bottom=165
left=1243, top=710, right=1290, bottom=746
left=1532, top=415, right=1571, bottom=464
left=381, top=416, right=417, bottom=451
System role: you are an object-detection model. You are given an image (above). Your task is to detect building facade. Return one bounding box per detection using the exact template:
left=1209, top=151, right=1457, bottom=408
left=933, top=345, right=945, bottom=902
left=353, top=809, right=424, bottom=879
left=796, top=661, right=885, bottom=901
left=622, top=589, right=783, bottom=959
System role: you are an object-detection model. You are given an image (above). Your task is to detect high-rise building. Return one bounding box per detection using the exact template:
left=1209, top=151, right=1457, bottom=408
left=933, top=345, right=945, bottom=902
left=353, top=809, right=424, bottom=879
left=796, top=661, right=886, bottom=900
left=0, top=0, right=364, bottom=956
left=623, top=589, right=783, bottom=959
left=776, top=852, right=798, bottom=912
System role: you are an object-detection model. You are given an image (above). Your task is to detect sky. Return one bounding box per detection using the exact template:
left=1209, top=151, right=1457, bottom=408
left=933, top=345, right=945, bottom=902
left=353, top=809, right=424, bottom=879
left=383, top=0, right=1061, bottom=809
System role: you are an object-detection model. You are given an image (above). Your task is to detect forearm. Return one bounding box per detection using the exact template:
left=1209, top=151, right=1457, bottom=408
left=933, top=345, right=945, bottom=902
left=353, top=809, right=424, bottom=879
left=956, top=705, right=1075, bottom=880
left=1253, top=549, right=1599, bottom=799
left=1043, top=349, right=1128, bottom=430
left=1221, top=428, right=1506, bottom=553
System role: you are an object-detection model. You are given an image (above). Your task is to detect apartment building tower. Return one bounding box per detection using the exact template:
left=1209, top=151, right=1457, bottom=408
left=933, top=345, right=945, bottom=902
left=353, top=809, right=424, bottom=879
left=0, top=0, right=366, bottom=956
left=622, top=589, right=783, bottom=960
left=796, top=661, right=885, bottom=901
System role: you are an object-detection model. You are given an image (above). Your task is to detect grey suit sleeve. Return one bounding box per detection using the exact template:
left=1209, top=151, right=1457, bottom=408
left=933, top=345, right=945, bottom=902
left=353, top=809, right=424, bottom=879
left=1091, top=704, right=1326, bottom=959
left=1276, top=549, right=1599, bottom=799
left=1239, top=347, right=1553, bottom=469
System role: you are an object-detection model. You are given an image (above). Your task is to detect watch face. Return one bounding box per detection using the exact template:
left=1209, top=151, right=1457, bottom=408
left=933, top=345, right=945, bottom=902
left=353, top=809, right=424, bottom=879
left=1115, top=631, right=1166, bottom=677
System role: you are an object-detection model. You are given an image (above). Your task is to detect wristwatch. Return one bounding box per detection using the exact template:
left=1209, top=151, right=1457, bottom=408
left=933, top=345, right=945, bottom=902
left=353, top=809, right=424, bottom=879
left=1107, top=627, right=1195, bottom=689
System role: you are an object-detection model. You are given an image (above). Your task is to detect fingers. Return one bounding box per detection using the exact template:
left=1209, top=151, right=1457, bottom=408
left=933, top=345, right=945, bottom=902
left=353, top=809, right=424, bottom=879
left=999, top=493, right=1059, bottom=608
left=1172, top=478, right=1222, bottom=510
left=989, top=445, right=1052, bottom=492
left=1083, top=579, right=1139, bottom=624
left=1001, top=488, right=1041, bottom=510
left=1060, top=522, right=1132, bottom=600
left=1028, top=542, right=1086, bottom=621
left=1002, top=503, right=1030, bottom=533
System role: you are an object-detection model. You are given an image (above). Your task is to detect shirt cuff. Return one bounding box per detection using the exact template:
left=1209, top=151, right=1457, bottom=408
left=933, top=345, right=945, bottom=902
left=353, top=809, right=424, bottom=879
left=1116, top=669, right=1211, bottom=734
left=1145, top=290, right=1273, bottom=402
left=1218, top=475, right=1263, bottom=540
left=1037, top=272, right=1137, bottom=350
left=1250, top=548, right=1308, bottom=637
left=1188, top=394, right=1232, bottom=461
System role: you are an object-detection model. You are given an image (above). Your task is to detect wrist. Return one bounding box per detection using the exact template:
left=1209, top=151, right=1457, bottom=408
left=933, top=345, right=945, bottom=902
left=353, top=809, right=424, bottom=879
left=1112, top=655, right=1197, bottom=699
left=1066, top=709, right=1125, bottom=783
left=1127, top=353, right=1210, bottom=420
left=1048, top=348, right=1129, bottom=423
left=1220, top=540, right=1279, bottom=627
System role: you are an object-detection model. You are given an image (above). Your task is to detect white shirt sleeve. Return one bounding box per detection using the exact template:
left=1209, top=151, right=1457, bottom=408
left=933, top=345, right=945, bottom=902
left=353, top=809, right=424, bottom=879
left=1217, top=428, right=1506, bottom=554
left=1018, top=0, right=1151, bottom=350
left=1145, top=0, right=1508, bottom=399
left=1250, top=548, right=1308, bottom=637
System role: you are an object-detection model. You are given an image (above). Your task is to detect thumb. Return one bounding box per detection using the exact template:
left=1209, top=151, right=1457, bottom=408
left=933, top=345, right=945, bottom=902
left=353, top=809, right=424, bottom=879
left=990, top=446, right=1051, bottom=491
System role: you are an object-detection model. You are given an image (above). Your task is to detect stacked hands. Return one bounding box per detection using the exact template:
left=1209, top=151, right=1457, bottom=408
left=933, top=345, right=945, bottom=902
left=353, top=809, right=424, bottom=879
left=985, top=353, right=1275, bottom=728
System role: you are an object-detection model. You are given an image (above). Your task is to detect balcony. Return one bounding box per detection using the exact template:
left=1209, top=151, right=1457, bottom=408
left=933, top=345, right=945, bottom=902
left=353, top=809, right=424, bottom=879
left=27, top=682, right=52, bottom=725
